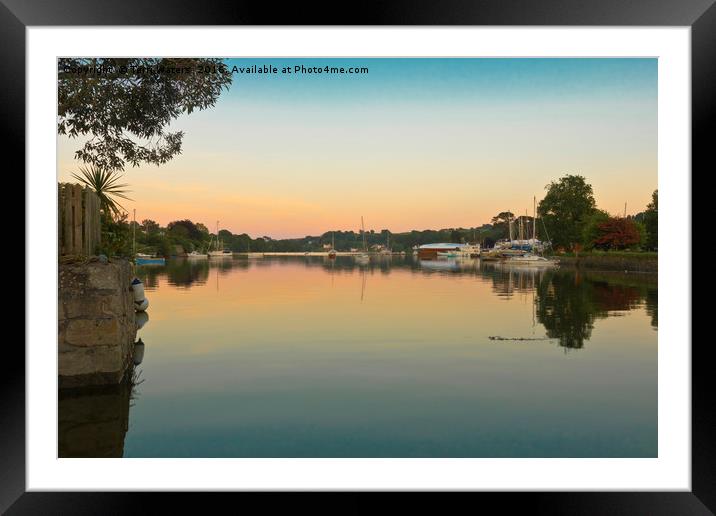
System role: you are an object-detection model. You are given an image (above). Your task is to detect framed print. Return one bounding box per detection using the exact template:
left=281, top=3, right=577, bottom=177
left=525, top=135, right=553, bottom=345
left=7, top=0, right=711, bottom=513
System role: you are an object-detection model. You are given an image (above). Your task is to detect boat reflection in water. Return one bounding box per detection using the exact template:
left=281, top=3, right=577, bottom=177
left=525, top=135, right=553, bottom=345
left=418, top=258, right=462, bottom=272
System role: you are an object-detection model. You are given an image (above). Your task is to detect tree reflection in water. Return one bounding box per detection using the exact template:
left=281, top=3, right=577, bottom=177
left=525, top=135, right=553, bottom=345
left=135, top=256, right=658, bottom=353
left=535, top=270, right=658, bottom=349
left=137, top=257, right=211, bottom=289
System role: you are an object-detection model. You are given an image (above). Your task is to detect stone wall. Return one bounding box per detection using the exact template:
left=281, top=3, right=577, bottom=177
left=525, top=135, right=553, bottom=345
left=59, top=259, right=136, bottom=388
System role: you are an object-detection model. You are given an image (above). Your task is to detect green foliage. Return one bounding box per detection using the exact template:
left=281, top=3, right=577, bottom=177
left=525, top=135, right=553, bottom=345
left=58, top=58, right=233, bottom=171
left=168, top=219, right=206, bottom=241
left=141, top=219, right=160, bottom=236
left=634, top=220, right=647, bottom=249
left=643, top=190, right=658, bottom=250
left=581, top=209, right=611, bottom=249
left=538, top=174, right=596, bottom=251
left=158, top=238, right=174, bottom=258
left=489, top=211, right=513, bottom=240
left=97, top=212, right=132, bottom=257
left=72, top=164, right=132, bottom=219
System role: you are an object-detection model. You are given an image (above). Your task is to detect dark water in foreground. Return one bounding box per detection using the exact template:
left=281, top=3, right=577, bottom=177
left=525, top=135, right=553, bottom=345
left=59, top=256, right=657, bottom=458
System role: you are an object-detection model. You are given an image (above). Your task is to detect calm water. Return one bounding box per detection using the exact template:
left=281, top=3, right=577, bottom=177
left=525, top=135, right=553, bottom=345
left=59, top=256, right=657, bottom=458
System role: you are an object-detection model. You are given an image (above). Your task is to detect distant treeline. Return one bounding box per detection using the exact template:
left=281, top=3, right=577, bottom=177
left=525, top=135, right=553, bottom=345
left=127, top=220, right=503, bottom=256
left=97, top=175, right=657, bottom=258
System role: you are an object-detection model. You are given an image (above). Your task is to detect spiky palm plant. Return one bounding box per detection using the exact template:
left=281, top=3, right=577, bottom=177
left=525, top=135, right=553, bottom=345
left=72, top=164, right=132, bottom=219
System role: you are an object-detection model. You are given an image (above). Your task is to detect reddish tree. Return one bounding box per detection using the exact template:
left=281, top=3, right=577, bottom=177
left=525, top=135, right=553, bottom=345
left=593, top=217, right=641, bottom=250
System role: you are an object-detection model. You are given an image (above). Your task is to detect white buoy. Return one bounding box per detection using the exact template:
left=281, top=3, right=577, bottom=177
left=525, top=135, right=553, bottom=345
left=131, top=278, right=149, bottom=312
left=131, top=278, right=146, bottom=303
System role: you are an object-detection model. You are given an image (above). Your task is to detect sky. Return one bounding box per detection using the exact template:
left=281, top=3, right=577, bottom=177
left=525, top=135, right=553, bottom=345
left=57, top=58, right=657, bottom=239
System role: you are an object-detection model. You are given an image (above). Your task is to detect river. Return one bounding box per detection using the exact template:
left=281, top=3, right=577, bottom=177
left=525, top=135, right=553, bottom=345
left=59, top=255, right=657, bottom=458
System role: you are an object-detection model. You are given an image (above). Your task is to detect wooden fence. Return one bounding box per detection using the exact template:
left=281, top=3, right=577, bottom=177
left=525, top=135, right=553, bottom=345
left=59, top=183, right=101, bottom=256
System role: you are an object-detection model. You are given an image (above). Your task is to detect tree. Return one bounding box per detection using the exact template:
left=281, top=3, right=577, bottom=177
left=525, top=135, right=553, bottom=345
left=167, top=219, right=204, bottom=241
left=491, top=211, right=514, bottom=226
left=490, top=211, right=514, bottom=240
left=592, top=217, right=641, bottom=250
left=643, top=190, right=658, bottom=250
left=581, top=209, right=611, bottom=249
left=58, top=58, right=233, bottom=171
left=141, top=219, right=160, bottom=235
left=71, top=164, right=132, bottom=220
left=634, top=220, right=647, bottom=248
left=538, top=175, right=596, bottom=251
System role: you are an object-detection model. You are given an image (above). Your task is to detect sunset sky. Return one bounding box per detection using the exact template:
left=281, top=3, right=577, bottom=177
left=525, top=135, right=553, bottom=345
left=57, top=58, right=657, bottom=238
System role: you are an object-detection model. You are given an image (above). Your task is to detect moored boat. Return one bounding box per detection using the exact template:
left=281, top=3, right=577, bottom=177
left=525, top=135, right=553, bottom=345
left=208, top=250, right=232, bottom=257
left=355, top=253, right=370, bottom=265
left=208, top=221, right=232, bottom=258
left=418, top=243, right=470, bottom=259
left=328, top=232, right=337, bottom=258
left=356, top=216, right=370, bottom=264
left=135, top=255, right=166, bottom=266
left=503, top=254, right=559, bottom=266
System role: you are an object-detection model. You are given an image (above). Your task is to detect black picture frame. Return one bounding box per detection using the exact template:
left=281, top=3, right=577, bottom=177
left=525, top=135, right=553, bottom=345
left=7, top=1, right=708, bottom=513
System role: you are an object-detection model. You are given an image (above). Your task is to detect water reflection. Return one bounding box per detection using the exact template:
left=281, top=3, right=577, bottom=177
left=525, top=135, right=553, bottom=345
left=138, top=258, right=210, bottom=289
left=645, top=288, right=658, bottom=329
left=137, top=256, right=658, bottom=341
left=535, top=270, right=657, bottom=349
left=59, top=327, right=148, bottom=457
left=75, top=256, right=659, bottom=458
left=58, top=376, right=133, bottom=457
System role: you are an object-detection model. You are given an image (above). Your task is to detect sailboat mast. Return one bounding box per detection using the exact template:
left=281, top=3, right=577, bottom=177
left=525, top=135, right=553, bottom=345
left=533, top=196, right=537, bottom=241
left=508, top=213, right=513, bottom=241
left=361, top=216, right=367, bottom=251
left=519, top=214, right=524, bottom=241
left=132, top=208, right=136, bottom=256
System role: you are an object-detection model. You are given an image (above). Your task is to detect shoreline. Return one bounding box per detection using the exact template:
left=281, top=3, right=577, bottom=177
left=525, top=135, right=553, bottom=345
left=238, top=251, right=406, bottom=257
left=556, top=254, right=657, bottom=273
left=232, top=251, right=657, bottom=274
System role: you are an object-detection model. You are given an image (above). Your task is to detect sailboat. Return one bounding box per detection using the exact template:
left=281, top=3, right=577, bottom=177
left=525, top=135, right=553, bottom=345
left=328, top=231, right=337, bottom=258
left=503, top=197, right=558, bottom=267
left=356, top=217, right=370, bottom=265
left=380, top=232, right=392, bottom=256
left=208, top=220, right=232, bottom=258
